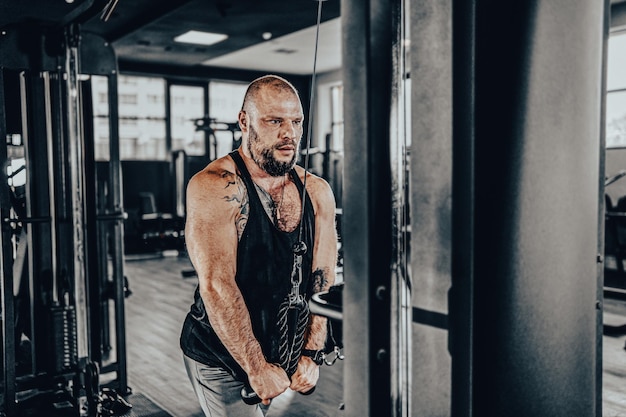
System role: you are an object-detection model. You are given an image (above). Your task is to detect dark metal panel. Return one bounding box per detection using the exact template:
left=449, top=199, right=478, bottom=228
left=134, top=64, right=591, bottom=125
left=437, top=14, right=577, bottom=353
left=342, top=0, right=394, bottom=416
left=450, top=0, right=476, bottom=416
left=0, top=29, right=30, bottom=70
left=408, top=0, right=455, bottom=416
left=21, top=71, right=55, bottom=374
left=472, top=1, right=605, bottom=415
left=80, top=33, right=118, bottom=76
left=0, top=0, right=93, bottom=28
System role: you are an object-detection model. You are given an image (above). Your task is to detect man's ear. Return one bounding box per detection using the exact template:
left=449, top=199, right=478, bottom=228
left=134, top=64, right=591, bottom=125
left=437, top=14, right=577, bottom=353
left=238, top=110, right=248, bottom=131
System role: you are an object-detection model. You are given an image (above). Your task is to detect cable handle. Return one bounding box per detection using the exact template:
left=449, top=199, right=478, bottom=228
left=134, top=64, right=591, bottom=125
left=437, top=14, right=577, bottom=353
left=241, top=385, right=315, bottom=405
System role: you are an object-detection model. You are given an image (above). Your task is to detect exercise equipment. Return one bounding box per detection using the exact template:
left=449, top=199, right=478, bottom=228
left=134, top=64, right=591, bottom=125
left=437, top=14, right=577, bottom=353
left=1, top=7, right=130, bottom=416
left=240, top=242, right=314, bottom=405
left=241, top=280, right=345, bottom=405
left=604, top=171, right=626, bottom=292
left=193, top=117, right=242, bottom=161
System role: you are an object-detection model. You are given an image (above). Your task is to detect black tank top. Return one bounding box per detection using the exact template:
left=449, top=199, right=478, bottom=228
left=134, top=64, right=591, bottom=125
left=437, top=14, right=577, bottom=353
left=180, top=150, right=315, bottom=381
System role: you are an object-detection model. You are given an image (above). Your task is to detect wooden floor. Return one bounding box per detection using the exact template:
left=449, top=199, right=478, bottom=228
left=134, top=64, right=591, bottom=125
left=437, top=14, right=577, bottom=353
left=121, top=253, right=626, bottom=417
left=122, top=253, right=345, bottom=417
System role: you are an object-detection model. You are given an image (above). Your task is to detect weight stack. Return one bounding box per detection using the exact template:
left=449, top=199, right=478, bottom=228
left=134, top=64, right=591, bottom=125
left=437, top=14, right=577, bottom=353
left=48, top=304, right=78, bottom=373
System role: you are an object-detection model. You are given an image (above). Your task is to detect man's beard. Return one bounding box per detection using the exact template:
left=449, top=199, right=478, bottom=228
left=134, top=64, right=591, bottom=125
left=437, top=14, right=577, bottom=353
left=247, top=125, right=299, bottom=177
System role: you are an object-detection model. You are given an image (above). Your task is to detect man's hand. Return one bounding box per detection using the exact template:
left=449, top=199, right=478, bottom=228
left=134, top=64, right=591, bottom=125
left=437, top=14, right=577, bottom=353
left=248, top=363, right=290, bottom=405
left=289, top=356, right=320, bottom=394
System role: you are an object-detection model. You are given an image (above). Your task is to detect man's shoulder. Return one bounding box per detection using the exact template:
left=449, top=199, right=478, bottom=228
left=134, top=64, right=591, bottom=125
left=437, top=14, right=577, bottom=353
left=190, top=155, right=240, bottom=187
left=293, top=166, right=335, bottom=210
left=293, top=166, right=329, bottom=193
left=186, top=155, right=247, bottom=205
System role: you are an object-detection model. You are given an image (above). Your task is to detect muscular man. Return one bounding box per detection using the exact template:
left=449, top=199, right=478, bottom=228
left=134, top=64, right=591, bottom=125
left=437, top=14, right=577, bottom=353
left=180, top=75, right=338, bottom=417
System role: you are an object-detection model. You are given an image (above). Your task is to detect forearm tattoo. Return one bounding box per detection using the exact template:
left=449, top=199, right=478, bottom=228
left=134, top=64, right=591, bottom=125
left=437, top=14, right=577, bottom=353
left=222, top=171, right=248, bottom=240
left=311, top=268, right=330, bottom=293
left=306, top=269, right=330, bottom=349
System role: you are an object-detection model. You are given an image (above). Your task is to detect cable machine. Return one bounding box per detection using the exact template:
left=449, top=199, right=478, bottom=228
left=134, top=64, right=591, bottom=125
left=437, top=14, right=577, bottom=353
left=1, top=10, right=129, bottom=417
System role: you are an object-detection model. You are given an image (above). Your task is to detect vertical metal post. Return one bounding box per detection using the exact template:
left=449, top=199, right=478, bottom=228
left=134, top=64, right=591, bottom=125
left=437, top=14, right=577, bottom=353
left=65, top=24, right=89, bottom=363
left=108, top=71, right=129, bottom=394
left=342, top=0, right=394, bottom=415
left=79, top=31, right=128, bottom=394
left=596, top=3, right=611, bottom=416
left=407, top=1, right=455, bottom=416
left=0, top=68, right=18, bottom=417
left=390, top=0, right=411, bottom=415
left=19, top=71, right=41, bottom=375
left=64, top=24, right=91, bottom=416
left=451, top=0, right=475, bottom=415
left=43, top=72, right=59, bottom=308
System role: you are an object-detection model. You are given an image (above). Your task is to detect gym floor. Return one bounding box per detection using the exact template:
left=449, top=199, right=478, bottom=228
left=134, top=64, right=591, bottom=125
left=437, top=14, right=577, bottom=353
left=602, top=296, right=626, bottom=417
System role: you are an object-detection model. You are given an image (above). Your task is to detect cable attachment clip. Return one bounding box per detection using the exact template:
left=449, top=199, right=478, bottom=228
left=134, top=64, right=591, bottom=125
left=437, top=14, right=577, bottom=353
left=288, top=241, right=307, bottom=306
left=323, top=345, right=345, bottom=366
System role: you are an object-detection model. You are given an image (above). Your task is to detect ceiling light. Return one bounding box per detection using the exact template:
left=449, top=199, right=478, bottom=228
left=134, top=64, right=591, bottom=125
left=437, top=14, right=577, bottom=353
left=174, top=30, right=228, bottom=46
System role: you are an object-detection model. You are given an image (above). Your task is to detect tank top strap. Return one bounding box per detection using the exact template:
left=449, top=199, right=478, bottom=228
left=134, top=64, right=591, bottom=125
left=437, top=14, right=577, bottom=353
left=289, top=165, right=305, bottom=193
left=229, top=150, right=256, bottom=193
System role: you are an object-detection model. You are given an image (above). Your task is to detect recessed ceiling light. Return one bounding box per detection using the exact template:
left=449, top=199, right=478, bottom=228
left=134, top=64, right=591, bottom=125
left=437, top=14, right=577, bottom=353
left=174, top=30, right=228, bottom=46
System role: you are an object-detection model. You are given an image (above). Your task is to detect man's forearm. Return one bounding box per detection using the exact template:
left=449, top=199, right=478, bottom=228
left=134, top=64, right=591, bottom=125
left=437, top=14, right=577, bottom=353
left=304, top=314, right=328, bottom=350
left=201, top=285, right=267, bottom=375
left=305, top=266, right=334, bottom=350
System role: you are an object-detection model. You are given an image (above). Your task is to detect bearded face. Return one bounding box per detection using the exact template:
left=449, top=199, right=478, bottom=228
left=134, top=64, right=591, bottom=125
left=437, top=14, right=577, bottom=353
left=247, top=124, right=299, bottom=176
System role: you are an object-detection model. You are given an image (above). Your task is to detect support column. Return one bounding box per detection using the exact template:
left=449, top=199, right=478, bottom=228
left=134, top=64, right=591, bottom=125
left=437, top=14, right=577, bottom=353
left=0, top=67, right=18, bottom=417
left=409, top=1, right=455, bottom=416
left=470, top=1, right=607, bottom=415
left=342, top=0, right=394, bottom=416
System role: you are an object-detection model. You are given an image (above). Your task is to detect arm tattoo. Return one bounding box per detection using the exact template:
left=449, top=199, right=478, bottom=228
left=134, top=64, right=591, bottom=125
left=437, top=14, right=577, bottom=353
left=305, top=268, right=330, bottom=349
left=311, top=268, right=330, bottom=293
left=221, top=171, right=248, bottom=240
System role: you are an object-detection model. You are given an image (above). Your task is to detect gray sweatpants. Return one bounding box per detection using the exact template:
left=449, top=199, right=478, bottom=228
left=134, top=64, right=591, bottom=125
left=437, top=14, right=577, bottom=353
left=183, top=354, right=271, bottom=417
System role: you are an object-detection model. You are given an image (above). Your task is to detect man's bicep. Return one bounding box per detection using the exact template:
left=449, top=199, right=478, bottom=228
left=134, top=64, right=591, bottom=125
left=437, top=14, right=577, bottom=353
left=185, top=174, right=241, bottom=283
left=311, top=181, right=338, bottom=293
left=187, top=214, right=238, bottom=279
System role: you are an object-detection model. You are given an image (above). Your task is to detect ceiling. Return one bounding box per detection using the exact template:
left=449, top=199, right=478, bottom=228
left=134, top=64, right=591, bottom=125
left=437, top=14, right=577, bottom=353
left=0, top=0, right=342, bottom=76
left=3, top=0, right=626, bottom=77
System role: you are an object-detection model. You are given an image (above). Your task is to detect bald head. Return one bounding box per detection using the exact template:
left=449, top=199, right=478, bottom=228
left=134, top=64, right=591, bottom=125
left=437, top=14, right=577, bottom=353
left=241, top=75, right=301, bottom=115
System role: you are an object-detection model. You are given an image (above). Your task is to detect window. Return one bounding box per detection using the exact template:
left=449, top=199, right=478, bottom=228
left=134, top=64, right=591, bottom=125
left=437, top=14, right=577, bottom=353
left=209, top=81, right=247, bottom=159
left=92, top=75, right=167, bottom=161
left=330, top=84, right=344, bottom=153
left=606, top=31, right=626, bottom=148
left=170, top=84, right=206, bottom=156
